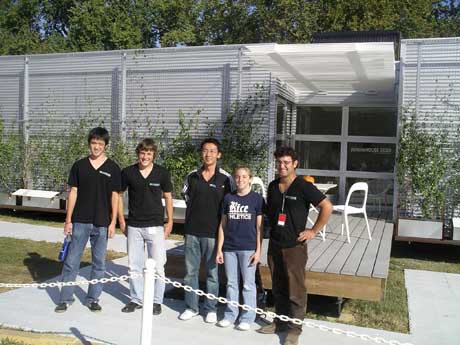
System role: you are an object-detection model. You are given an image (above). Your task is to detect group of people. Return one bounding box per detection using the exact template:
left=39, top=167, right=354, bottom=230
left=54, top=126, right=332, bottom=345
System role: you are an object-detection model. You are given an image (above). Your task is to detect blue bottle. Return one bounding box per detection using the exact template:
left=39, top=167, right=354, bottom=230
left=58, top=235, right=72, bottom=262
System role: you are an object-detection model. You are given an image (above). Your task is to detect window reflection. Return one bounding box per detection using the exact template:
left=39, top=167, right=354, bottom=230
left=296, top=107, right=342, bottom=135
left=347, top=143, right=395, bottom=172
left=349, top=108, right=396, bottom=137
left=295, top=141, right=340, bottom=170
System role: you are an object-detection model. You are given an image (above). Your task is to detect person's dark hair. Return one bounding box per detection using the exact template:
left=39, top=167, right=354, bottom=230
left=200, top=138, right=221, bottom=152
left=274, top=146, right=298, bottom=162
left=135, top=138, right=158, bottom=158
left=87, top=127, right=110, bottom=145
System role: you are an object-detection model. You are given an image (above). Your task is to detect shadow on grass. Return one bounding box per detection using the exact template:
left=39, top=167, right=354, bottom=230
left=391, top=241, right=460, bottom=264
left=23, top=252, right=92, bottom=282
left=0, top=209, right=65, bottom=225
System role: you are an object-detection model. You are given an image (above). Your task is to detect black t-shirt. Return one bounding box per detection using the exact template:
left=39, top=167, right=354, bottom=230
left=68, top=157, right=122, bottom=227
left=121, top=163, right=173, bottom=227
left=182, top=167, right=236, bottom=238
left=267, top=176, right=326, bottom=249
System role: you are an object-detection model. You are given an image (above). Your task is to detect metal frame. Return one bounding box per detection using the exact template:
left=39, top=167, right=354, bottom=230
left=290, top=104, right=397, bottom=210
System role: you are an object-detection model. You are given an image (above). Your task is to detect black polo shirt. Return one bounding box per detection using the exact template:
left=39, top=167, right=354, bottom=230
left=68, top=157, right=122, bottom=227
left=121, top=163, right=173, bottom=227
left=267, top=176, right=325, bottom=249
left=182, top=167, right=235, bottom=238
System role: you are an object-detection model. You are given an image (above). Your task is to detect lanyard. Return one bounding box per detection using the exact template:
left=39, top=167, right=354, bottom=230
left=281, top=192, right=286, bottom=213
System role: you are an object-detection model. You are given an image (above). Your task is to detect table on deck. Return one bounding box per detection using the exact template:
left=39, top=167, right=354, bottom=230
left=314, top=183, right=337, bottom=194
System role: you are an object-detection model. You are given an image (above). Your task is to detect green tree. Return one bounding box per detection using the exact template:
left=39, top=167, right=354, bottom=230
left=432, top=0, right=460, bottom=37
left=195, top=0, right=315, bottom=44
left=312, top=0, right=437, bottom=38
left=147, top=0, right=200, bottom=47
left=68, top=0, right=144, bottom=51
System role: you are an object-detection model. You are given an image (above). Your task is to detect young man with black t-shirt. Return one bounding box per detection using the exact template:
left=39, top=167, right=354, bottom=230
left=118, top=138, right=173, bottom=315
left=55, top=127, right=121, bottom=313
left=257, top=146, right=332, bottom=345
left=179, top=138, right=236, bottom=323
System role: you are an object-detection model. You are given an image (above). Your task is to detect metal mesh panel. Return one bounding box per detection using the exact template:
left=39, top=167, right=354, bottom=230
left=400, top=38, right=460, bottom=227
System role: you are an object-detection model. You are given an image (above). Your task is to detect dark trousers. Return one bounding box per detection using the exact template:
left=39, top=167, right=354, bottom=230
left=268, top=242, right=308, bottom=332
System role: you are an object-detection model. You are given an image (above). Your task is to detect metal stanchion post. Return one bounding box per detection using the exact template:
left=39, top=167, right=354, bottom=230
left=140, top=258, right=156, bottom=345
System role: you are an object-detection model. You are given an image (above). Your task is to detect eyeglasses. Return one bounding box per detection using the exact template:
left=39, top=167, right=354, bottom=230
left=275, top=160, right=293, bottom=166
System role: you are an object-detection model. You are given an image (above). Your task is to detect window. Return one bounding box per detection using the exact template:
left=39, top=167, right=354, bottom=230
left=276, top=103, right=285, bottom=135
left=295, top=141, right=340, bottom=170
left=296, top=106, right=341, bottom=135
left=348, top=108, right=396, bottom=137
left=346, top=178, right=394, bottom=211
left=347, top=143, right=395, bottom=172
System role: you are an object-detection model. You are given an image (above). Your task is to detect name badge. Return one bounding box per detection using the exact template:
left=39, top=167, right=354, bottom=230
left=278, top=213, right=286, bottom=227
left=209, top=183, right=216, bottom=188
left=99, top=170, right=111, bottom=177
left=149, top=183, right=160, bottom=187
left=285, top=195, right=297, bottom=200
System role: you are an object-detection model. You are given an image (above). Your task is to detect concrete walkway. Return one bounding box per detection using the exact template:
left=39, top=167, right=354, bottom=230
left=0, top=220, right=435, bottom=345
left=405, top=270, right=460, bottom=345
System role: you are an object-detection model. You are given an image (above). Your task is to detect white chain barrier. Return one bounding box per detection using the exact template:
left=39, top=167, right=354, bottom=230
left=0, top=273, right=414, bottom=345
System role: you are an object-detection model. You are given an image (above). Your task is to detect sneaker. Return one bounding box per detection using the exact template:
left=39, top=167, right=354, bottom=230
left=121, top=301, right=142, bottom=313
left=54, top=303, right=68, bottom=313
left=236, top=322, right=251, bottom=331
left=217, top=319, right=232, bottom=328
left=179, top=309, right=199, bottom=320
left=87, top=302, right=102, bottom=313
left=205, top=311, right=217, bottom=323
left=152, top=303, right=162, bottom=315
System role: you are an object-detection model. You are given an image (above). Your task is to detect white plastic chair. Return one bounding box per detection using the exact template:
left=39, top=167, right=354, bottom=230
left=251, top=176, right=266, bottom=199
left=307, top=206, right=326, bottom=241
left=333, top=182, right=372, bottom=243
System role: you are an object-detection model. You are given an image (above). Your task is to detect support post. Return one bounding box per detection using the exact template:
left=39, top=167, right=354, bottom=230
left=22, top=56, right=30, bottom=189
left=140, top=258, right=156, bottom=345
left=120, top=52, right=127, bottom=141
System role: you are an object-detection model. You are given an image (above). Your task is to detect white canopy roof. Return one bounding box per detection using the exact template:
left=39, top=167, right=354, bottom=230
left=244, top=43, right=395, bottom=96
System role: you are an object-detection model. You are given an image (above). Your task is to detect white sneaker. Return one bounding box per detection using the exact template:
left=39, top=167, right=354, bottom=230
left=205, top=312, right=217, bottom=323
left=179, top=309, right=199, bottom=321
left=236, top=322, right=251, bottom=331
left=217, top=319, right=232, bottom=328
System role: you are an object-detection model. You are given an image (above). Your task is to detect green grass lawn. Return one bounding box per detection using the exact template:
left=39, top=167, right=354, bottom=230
left=1, top=339, right=28, bottom=345
left=0, top=237, right=125, bottom=294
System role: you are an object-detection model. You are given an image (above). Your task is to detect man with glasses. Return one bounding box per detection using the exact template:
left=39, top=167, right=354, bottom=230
left=179, top=138, right=235, bottom=323
left=257, top=146, right=332, bottom=345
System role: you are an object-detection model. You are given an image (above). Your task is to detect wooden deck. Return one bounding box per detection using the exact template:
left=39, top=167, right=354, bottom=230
left=165, top=212, right=394, bottom=302
left=258, top=213, right=393, bottom=301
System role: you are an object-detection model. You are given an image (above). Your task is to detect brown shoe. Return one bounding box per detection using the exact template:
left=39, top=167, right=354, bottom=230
left=284, top=329, right=300, bottom=345
left=256, top=322, right=289, bottom=334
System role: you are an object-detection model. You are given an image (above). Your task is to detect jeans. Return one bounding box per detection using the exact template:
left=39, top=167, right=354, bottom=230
left=223, top=251, right=257, bottom=323
left=268, top=242, right=308, bottom=333
left=184, top=234, right=218, bottom=313
left=127, top=225, right=166, bottom=305
left=59, top=223, right=108, bottom=304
